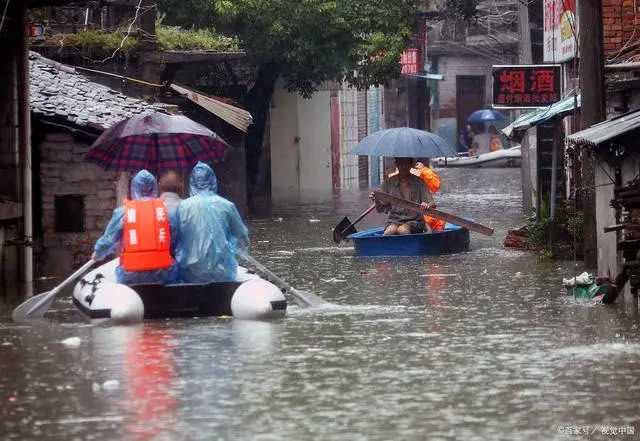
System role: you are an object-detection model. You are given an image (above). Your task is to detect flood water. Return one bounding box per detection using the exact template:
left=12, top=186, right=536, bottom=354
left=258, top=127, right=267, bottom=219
left=2, top=168, right=640, bottom=440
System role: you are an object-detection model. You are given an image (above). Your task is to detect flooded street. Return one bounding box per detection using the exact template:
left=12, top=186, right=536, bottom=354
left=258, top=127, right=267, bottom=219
left=2, top=168, right=640, bottom=440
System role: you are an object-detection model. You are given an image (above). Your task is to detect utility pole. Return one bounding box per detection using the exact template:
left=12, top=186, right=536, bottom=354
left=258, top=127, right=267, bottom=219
left=518, top=0, right=533, bottom=216
left=578, top=0, right=606, bottom=268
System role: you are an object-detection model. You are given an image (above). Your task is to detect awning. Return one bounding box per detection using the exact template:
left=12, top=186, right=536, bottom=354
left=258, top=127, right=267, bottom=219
left=567, top=108, right=640, bottom=147
left=170, top=83, right=253, bottom=133
left=403, top=73, right=444, bottom=80
left=502, top=94, right=581, bottom=139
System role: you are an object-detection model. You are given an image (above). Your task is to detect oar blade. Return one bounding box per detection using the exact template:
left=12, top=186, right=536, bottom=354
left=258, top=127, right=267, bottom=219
left=11, top=291, right=55, bottom=322
left=332, top=217, right=355, bottom=243
left=11, top=259, right=95, bottom=322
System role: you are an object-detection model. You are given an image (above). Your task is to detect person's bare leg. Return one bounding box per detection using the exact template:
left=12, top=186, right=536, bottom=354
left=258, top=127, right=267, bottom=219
left=397, top=223, right=412, bottom=235
left=384, top=224, right=399, bottom=236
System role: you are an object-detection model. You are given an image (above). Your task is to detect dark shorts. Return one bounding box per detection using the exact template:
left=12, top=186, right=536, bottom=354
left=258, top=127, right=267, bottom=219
left=385, top=220, right=425, bottom=234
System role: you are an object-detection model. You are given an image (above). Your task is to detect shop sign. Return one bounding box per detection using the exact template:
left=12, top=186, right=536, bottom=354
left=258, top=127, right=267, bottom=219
left=492, top=65, right=562, bottom=109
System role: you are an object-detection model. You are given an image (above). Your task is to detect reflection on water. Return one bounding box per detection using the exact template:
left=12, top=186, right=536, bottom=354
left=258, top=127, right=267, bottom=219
left=1, top=168, right=640, bottom=440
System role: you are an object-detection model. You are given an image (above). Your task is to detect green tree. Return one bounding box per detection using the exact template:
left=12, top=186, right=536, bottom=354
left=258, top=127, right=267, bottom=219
left=158, top=0, right=478, bottom=204
left=157, top=0, right=217, bottom=29
left=211, top=0, right=418, bottom=201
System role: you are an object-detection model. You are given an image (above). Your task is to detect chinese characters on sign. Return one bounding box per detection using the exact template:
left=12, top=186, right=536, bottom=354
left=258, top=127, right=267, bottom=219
left=400, top=49, right=420, bottom=75
left=543, top=0, right=577, bottom=62
left=492, top=65, right=562, bottom=109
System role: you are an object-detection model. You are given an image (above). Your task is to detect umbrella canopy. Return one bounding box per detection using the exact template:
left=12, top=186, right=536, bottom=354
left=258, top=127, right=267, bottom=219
left=350, top=127, right=456, bottom=158
left=85, top=112, right=230, bottom=172
left=466, top=109, right=506, bottom=124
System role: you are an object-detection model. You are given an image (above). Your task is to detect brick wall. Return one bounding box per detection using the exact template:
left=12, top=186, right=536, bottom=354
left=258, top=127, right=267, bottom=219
left=38, top=131, right=118, bottom=275
left=603, top=0, right=640, bottom=57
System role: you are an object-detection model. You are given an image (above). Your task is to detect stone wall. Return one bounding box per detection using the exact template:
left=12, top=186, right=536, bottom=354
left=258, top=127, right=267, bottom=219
left=37, top=130, right=118, bottom=276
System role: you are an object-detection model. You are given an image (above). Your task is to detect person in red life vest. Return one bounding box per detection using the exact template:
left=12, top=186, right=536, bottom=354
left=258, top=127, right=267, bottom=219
left=92, top=169, right=179, bottom=285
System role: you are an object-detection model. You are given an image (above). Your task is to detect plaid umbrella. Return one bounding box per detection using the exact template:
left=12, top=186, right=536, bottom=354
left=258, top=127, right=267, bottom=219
left=85, top=112, right=230, bottom=172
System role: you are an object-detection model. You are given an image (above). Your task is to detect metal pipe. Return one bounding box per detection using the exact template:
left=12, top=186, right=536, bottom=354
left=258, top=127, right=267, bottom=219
left=17, top=3, right=32, bottom=283
left=550, top=127, right=558, bottom=221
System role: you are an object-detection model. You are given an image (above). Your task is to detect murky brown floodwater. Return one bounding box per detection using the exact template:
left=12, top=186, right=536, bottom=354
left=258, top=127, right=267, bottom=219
left=2, top=168, right=640, bottom=441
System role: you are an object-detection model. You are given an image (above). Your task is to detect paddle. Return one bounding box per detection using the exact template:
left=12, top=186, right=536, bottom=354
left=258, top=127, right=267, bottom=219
left=333, top=204, right=376, bottom=243
left=12, top=259, right=95, bottom=322
left=237, top=252, right=327, bottom=308
left=373, top=191, right=494, bottom=236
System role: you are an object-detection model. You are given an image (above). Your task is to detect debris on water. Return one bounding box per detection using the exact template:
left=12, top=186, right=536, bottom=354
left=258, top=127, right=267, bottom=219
left=60, top=337, right=81, bottom=348
left=321, top=278, right=347, bottom=283
left=274, top=217, right=284, bottom=222
left=309, top=219, right=321, bottom=223
left=102, top=380, right=120, bottom=391
left=482, top=269, right=488, bottom=275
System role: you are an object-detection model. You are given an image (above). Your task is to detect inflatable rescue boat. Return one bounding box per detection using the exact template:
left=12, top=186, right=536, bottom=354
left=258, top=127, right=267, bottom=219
left=433, top=145, right=521, bottom=168
left=72, top=259, right=287, bottom=323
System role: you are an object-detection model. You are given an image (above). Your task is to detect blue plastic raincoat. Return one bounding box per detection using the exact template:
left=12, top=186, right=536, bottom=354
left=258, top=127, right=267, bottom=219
left=175, top=162, right=249, bottom=283
left=94, top=170, right=179, bottom=285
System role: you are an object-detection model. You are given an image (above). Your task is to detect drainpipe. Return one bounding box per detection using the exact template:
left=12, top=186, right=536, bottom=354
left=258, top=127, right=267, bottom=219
left=550, top=129, right=558, bottom=220
left=17, top=3, right=32, bottom=282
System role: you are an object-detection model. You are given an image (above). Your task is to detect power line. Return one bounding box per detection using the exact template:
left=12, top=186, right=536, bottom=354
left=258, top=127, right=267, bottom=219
left=0, top=0, right=11, bottom=34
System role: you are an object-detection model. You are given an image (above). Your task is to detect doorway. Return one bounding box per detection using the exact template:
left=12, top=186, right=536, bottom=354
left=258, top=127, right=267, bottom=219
left=456, top=75, right=485, bottom=151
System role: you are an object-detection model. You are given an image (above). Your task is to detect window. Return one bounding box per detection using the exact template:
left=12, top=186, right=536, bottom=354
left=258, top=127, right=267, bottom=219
left=55, top=195, right=85, bottom=233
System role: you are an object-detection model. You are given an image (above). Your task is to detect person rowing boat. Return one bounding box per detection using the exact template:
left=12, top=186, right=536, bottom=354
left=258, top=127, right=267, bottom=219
left=371, top=157, right=435, bottom=236
left=388, top=159, right=445, bottom=233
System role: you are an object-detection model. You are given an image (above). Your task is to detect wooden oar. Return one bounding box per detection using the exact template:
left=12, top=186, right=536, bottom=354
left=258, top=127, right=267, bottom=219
left=332, top=204, right=376, bottom=243
left=12, top=260, right=95, bottom=322
left=373, top=191, right=494, bottom=236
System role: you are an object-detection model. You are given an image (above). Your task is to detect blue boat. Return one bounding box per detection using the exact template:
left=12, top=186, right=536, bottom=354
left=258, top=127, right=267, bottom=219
left=348, top=224, right=470, bottom=257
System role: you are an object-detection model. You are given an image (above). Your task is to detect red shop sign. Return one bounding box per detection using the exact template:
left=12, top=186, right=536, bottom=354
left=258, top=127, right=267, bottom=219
left=492, top=65, right=562, bottom=109
left=400, top=48, right=420, bottom=75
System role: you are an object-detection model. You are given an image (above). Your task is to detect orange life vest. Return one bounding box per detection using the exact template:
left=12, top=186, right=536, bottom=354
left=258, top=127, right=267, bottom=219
left=121, top=199, right=173, bottom=272
left=417, top=167, right=446, bottom=232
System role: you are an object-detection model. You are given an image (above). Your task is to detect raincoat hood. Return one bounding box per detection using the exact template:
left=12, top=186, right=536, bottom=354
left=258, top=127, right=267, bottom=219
left=131, top=169, right=158, bottom=200
left=189, top=161, right=218, bottom=196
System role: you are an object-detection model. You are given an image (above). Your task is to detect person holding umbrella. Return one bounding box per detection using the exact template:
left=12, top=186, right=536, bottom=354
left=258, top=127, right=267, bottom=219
left=372, top=157, right=435, bottom=236
left=92, top=170, right=179, bottom=285
left=351, top=127, right=455, bottom=235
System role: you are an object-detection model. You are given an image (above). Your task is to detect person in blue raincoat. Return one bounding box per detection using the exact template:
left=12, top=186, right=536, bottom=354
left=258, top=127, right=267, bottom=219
left=175, top=161, right=249, bottom=283
left=92, top=170, right=179, bottom=285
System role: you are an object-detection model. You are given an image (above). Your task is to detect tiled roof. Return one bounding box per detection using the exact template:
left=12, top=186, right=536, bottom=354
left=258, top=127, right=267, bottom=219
left=29, top=52, right=164, bottom=131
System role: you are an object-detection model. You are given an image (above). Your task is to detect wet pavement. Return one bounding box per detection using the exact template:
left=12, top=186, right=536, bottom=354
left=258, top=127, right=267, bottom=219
left=2, top=168, right=640, bottom=440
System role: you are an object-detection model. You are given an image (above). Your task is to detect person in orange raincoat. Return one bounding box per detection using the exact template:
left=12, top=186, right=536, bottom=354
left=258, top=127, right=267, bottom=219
left=414, top=160, right=446, bottom=232
left=387, top=160, right=445, bottom=232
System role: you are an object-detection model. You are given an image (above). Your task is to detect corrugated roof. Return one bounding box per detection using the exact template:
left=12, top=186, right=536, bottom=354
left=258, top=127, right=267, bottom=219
left=502, top=94, right=580, bottom=139
left=567, top=109, right=640, bottom=147
left=29, top=52, right=165, bottom=132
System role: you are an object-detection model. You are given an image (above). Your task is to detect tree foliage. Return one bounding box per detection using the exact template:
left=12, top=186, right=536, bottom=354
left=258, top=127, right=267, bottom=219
left=157, top=0, right=217, bottom=29
left=442, top=0, right=481, bottom=22
left=213, top=0, right=419, bottom=97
